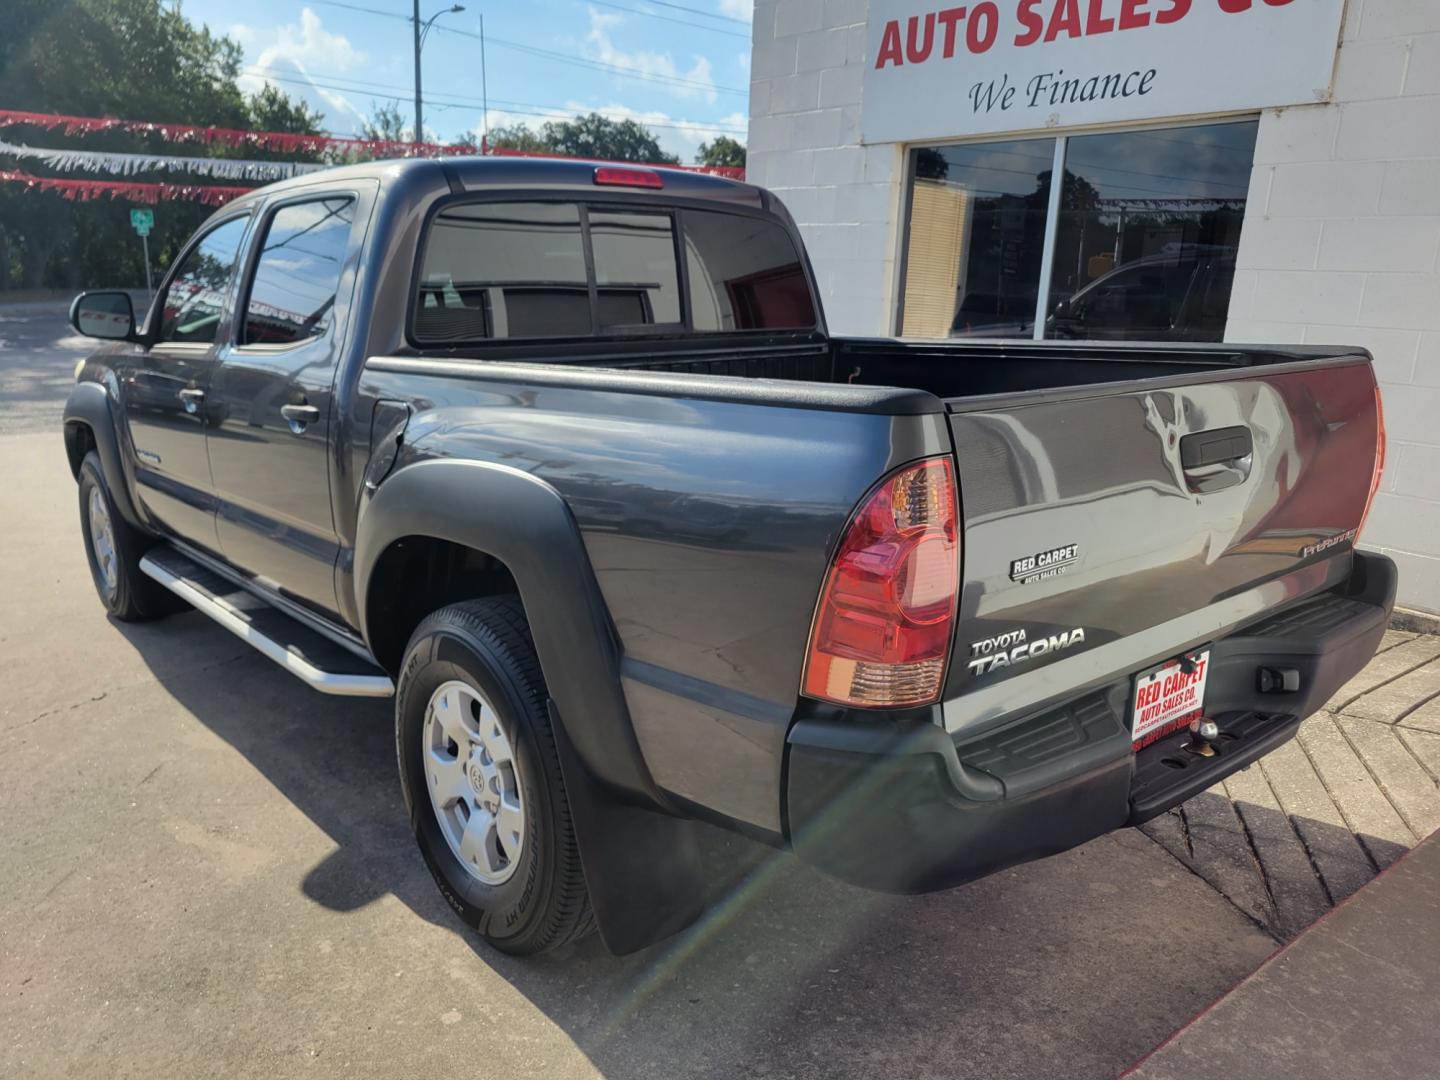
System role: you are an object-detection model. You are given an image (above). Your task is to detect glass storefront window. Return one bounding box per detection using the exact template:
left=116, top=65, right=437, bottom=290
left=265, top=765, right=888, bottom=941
left=900, top=138, right=1055, bottom=339
left=899, top=119, right=1259, bottom=343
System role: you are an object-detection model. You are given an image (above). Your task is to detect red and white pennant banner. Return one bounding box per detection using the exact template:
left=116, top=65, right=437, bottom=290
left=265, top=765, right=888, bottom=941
left=0, top=109, right=470, bottom=158
left=0, top=169, right=250, bottom=207
left=0, top=139, right=324, bottom=182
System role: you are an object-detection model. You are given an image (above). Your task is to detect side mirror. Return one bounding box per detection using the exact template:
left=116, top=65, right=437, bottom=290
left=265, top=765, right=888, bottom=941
left=70, top=291, right=137, bottom=341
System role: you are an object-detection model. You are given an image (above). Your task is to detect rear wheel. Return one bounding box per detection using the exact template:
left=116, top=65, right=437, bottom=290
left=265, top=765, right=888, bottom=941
left=77, top=451, right=168, bottom=621
left=396, top=597, right=594, bottom=955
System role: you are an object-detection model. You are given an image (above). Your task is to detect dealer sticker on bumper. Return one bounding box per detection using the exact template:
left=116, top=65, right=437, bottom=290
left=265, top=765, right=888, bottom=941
left=1131, top=651, right=1210, bottom=751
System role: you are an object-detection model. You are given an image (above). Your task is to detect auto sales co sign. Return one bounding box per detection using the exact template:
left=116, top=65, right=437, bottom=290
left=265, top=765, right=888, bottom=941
left=861, top=0, right=1347, bottom=143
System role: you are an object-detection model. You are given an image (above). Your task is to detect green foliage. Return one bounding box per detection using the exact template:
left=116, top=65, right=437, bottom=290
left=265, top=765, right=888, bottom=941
left=360, top=101, right=410, bottom=145
left=0, top=0, right=321, bottom=291
left=488, top=113, right=679, bottom=165
left=247, top=85, right=325, bottom=136
left=541, top=113, right=679, bottom=164
left=695, top=135, right=745, bottom=168
left=485, top=123, right=548, bottom=154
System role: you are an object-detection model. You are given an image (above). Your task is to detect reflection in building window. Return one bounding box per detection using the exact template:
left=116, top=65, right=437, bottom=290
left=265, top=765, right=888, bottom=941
left=900, top=120, right=1259, bottom=343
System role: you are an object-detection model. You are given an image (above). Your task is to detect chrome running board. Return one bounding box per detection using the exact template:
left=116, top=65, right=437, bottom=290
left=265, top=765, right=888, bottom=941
left=139, top=546, right=394, bottom=698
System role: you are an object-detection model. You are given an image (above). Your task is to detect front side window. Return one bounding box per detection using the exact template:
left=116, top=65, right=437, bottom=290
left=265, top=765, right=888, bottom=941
left=243, top=197, right=355, bottom=345
left=158, top=216, right=248, bottom=344
left=899, top=119, right=1258, bottom=343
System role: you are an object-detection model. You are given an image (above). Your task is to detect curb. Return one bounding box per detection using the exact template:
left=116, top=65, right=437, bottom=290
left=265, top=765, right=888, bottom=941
left=1392, top=606, right=1440, bottom=636
left=1119, top=830, right=1435, bottom=1078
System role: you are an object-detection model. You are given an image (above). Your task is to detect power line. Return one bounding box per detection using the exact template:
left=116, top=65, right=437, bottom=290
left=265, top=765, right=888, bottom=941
left=630, top=0, right=750, bottom=25
left=244, top=65, right=747, bottom=133
left=484, top=35, right=743, bottom=95
left=559, top=0, right=749, bottom=39
left=305, top=0, right=744, bottom=94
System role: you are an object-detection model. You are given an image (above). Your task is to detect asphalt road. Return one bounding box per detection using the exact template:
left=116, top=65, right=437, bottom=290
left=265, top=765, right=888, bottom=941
left=0, top=306, right=94, bottom=434
left=0, top=315, right=1279, bottom=1079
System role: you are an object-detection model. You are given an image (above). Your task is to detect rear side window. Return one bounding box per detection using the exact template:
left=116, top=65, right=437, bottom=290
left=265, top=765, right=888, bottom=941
left=412, top=200, right=816, bottom=344
left=684, top=210, right=816, bottom=332
left=244, top=197, right=355, bottom=345
left=417, top=202, right=589, bottom=341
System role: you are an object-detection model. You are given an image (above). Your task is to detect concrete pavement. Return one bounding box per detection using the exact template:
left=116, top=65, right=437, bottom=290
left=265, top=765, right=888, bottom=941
left=2, top=315, right=1437, bottom=1078
left=1127, top=831, right=1440, bottom=1080
left=0, top=427, right=1276, bottom=1079
left=1140, top=636, right=1440, bottom=941
left=0, top=307, right=93, bottom=434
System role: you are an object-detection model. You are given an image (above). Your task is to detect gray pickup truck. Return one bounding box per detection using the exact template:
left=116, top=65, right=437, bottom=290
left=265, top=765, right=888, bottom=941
left=64, top=157, right=1392, bottom=956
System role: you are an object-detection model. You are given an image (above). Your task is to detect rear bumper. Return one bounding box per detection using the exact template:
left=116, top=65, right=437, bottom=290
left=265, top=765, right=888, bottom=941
left=784, top=551, right=1397, bottom=893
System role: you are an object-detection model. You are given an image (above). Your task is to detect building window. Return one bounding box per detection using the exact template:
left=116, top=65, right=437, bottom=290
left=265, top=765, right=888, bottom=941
left=899, top=119, right=1259, bottom=342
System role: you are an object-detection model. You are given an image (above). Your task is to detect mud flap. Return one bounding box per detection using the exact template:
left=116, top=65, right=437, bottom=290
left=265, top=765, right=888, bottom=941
left=547, top=700, right=709, bottom=955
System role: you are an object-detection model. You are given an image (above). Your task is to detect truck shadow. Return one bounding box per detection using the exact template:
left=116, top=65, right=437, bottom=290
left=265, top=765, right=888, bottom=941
left=117, top=611, right=1401, bottom=1080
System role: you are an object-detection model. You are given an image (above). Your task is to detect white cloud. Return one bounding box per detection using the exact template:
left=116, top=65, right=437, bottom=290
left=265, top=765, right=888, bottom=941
left=234, top=9, right=368, bottom=130
left=585, top=8, right=718, bottom=104
left=718, top=0, right=754, bottom=22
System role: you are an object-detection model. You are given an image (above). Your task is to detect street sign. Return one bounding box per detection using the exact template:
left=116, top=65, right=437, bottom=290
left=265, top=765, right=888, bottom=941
left=129, top=208, right=153, bottom=236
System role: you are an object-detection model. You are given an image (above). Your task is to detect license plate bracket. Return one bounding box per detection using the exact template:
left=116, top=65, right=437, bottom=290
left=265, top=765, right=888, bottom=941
left=1131, top=650, right=1210, bottom=751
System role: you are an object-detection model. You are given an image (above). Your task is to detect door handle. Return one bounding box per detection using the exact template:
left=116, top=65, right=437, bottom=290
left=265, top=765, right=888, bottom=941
left=281, top=403, right=321, bottom=433
left=177, top=387, right=205, bottom=414
left=1179, top=425, right=1253, bottom=494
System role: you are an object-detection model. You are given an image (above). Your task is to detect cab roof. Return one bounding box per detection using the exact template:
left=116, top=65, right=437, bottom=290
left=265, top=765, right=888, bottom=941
left=226, top=154, right=763, bottom=212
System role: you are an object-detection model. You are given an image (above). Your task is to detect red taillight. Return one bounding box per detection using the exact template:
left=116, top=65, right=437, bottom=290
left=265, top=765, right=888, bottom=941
left=1359, top=385, right=1387, bottom=537
left=593, top=166, right=663, bottom=189
left=802, top=457, right=960, bottom=709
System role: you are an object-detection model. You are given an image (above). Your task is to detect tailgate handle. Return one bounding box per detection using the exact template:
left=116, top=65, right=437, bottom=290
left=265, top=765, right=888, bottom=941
left=1180, top=426, right=1252, bottom=494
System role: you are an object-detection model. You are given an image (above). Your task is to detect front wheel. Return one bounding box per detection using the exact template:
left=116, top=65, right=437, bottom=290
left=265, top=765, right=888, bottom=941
left=396, top=597, right=594, bottom=955
left=77, top=451, right=168, bottom=621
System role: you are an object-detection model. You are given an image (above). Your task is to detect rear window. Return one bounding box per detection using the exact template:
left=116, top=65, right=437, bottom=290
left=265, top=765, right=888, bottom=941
left=683, top=210, right=816, bottom=332
left=412, top=200, right=815, bottom=344
left=590, top=210, right=682, bottom=330
left=416, top=202, right=589, bottom=342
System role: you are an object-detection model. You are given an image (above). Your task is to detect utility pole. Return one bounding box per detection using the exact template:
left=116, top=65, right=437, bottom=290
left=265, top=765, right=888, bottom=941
left=412, top=4, right=465, bottom=147
left=480, top=13, right=489, bottom=153
left=412, top=0, right=423, bottom=145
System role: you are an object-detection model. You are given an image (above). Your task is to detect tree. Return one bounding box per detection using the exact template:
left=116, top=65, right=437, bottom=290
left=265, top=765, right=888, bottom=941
left=247, top=84, right=325, bottom=136
left=361, top=101, right=410, bottom=144
left=485, top=123, right=548, bottom=154
left=696, top=135, right=745, bottom=168
left=539, top=113, right=679, bottom=165
left=0, top=0, right=321, bottom=290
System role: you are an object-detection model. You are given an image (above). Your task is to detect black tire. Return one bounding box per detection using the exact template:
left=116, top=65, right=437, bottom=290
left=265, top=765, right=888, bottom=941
left=396, top=597, right=595, bottom=955
left=77, top=451, right=169, bottom=621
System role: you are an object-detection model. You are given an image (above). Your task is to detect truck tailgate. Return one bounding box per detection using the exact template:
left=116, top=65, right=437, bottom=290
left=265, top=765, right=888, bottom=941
left=943, top=359, right=1381, bottom=730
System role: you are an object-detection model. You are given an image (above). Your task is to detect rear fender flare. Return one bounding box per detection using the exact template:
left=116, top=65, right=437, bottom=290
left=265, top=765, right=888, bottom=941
left=354, top=457, right=659, bottom=804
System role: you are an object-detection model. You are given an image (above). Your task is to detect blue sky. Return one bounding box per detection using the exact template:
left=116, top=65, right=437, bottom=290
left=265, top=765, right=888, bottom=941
left=181, top=0, right=752, bottom=161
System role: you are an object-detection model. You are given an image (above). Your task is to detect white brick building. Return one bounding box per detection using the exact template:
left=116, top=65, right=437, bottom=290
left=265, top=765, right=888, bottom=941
left=748, top=0, right=1440, bottom=616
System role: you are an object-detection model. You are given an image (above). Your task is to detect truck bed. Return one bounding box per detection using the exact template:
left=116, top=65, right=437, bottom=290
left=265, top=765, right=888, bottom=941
left=502, top=336, right=1368, bottom=404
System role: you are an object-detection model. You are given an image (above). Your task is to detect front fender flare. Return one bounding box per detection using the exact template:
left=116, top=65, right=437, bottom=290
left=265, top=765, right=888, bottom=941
left=63, top=380, right=145, bottom=529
